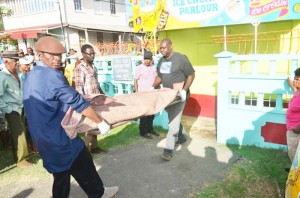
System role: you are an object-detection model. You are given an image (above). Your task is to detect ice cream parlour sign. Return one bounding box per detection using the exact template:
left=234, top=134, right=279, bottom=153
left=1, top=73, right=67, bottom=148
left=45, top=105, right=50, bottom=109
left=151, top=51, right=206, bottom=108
left=130, top=0, right=300, bottom=32
left=167, top=0, right=230, bottom=21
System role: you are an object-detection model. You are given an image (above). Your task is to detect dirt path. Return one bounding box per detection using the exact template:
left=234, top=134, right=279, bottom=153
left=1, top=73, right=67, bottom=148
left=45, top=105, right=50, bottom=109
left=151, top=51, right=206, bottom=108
left=0, top=117, right=241, bottom=198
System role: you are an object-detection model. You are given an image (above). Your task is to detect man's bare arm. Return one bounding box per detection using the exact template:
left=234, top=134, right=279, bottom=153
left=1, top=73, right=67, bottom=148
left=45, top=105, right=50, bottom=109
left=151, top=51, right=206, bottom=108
left=183, top=73, right=195, bottom=91
left=153, top=76, right=162, bottom=88
left=81, top=105, right=102, bottom=124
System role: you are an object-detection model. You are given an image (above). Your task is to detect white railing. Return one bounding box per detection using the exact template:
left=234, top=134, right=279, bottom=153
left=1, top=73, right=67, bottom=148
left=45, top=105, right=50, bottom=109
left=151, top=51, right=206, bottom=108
left=215, top=51, right=300, bottom=149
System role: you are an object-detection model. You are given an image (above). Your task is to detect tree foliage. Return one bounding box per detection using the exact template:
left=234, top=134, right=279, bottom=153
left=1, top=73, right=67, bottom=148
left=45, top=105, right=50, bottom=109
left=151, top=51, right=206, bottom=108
left=0, top=5, right=13, bottom=30
left=0, top=5, right=13, bottom=17
left=0, top=5, right=14, bottom=48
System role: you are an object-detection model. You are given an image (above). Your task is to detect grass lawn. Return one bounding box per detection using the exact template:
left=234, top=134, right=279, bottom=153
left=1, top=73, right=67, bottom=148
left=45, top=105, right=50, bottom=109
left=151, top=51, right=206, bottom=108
left=195, top=145, right=290, bottom=198
left=0, top=123, right=291, bottom=197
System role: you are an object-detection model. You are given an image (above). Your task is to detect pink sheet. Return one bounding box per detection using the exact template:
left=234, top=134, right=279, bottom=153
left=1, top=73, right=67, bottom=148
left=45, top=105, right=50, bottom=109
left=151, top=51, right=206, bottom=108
left=61, top=88, right=179, bottom=138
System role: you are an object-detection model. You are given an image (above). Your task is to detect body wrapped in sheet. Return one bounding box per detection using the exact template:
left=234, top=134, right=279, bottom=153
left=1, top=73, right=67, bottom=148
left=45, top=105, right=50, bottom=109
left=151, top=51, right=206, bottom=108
left=61, top=88, right=179, bottom=138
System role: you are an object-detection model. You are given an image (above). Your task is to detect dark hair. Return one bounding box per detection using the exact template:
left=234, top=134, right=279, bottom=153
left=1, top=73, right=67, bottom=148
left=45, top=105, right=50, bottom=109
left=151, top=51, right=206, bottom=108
left=161, top=38, right=172, bottom=46
left=81, top=44, right=93, bottom=53
left=295, top=68, right=300, bottom=77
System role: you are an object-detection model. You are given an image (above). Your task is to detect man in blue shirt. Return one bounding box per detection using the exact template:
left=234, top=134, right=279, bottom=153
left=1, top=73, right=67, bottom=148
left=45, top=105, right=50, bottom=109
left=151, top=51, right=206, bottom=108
left=23, top=36, right=118, bottom=198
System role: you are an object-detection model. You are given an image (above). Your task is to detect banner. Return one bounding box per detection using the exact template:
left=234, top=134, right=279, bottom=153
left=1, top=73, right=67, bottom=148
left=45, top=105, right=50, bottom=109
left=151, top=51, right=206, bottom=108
left=126, top=0, right=300, bottom=32
left=286, top=140, right=300, bottom=198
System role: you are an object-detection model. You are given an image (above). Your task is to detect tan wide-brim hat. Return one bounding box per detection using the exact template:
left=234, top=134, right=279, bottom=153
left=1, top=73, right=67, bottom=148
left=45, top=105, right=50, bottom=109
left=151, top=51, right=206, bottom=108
left=35, top=36, right=66, bottom=54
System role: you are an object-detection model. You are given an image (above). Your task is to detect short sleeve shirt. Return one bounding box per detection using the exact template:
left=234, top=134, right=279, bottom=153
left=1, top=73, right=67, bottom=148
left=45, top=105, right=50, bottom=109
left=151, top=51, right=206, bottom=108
left=157, top=52, right=195, bottom=89
left=286, top=93, right=300, bottom=130
left=134, top=63, right=157, bottom=92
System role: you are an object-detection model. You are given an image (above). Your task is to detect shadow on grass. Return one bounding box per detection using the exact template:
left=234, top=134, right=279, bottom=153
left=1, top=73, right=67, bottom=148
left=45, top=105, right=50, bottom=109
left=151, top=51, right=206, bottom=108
left=196, top=141, right=290, bottom=198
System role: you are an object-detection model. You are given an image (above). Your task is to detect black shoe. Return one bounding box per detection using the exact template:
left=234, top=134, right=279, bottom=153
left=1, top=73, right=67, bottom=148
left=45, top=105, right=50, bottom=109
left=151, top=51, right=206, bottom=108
left=162, top=153, right=172, bottom=161
left=175, top=139, right=186, bottom=147
left=141, top=133, right=153, bottom=139
left=150, top=130, right=160, bottom=136
left=90, top=147, right=108, bottom=154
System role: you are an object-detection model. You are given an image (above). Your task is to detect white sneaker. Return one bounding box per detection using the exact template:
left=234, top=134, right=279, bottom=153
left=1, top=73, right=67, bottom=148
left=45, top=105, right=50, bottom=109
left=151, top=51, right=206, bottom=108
left=101, top=186, right=119, bottom=198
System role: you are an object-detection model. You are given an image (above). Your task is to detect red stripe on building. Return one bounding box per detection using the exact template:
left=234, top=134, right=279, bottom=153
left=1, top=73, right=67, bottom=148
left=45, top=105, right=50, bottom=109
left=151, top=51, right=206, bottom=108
left=183, top=94, right=216, bottom=118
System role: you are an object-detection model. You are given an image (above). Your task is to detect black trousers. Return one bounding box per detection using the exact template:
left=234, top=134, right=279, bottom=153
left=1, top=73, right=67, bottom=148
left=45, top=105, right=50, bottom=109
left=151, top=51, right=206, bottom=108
left=139, top=115, right=155, bottom=136
left=52, top=147, right=104, bottom=198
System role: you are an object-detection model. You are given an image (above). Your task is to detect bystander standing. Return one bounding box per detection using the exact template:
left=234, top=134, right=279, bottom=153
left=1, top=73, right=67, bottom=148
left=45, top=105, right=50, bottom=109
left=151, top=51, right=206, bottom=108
left=134, top=51, right=160, bottom=139
left=0, top=50, right=32, bottom=167
left=73, top=44, right=108, bottom=154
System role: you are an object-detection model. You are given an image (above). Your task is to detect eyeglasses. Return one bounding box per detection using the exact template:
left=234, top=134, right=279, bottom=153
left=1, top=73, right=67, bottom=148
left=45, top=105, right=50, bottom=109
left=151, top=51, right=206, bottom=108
left=83, top=52, right=96, bottom=56
left=294, top=77, right=300, bottom=82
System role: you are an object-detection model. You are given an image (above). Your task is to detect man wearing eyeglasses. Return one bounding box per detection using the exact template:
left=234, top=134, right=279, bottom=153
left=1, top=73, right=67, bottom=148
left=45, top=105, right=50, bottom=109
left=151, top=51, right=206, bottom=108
left=73, top=44, right=108, bottom=154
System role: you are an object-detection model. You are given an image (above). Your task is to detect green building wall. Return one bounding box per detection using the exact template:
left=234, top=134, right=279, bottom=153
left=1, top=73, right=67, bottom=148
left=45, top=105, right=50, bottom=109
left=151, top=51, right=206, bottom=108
left=157, top=20, right=300, bottom=118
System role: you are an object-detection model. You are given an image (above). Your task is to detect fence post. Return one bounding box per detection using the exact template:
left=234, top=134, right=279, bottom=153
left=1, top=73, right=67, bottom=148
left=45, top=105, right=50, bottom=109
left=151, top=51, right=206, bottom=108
left=214, top=51, right=236, bottom=144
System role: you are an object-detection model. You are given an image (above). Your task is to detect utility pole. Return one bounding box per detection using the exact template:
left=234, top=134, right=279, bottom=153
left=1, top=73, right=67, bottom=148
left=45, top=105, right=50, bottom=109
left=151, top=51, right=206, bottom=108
left=56, top=0, right=66, bottom=50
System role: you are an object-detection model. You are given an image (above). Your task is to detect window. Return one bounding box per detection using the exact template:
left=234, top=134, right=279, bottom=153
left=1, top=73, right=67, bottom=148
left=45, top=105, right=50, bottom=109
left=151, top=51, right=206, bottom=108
left=283, top=94, right=292, bottom=109
left=6, top=0, right=55, bottom=16
left=112, top=33, right=119, bottom=42
left=102, top=83, right=110, bottom=93
left=263, top=93, right=291, bottom=109
left=97, top=32, right=104, bottom=43
left=245, top=92, right=257, bottom=106
left=74, top=0, right=82, bottom=11
left=110, top=0, right=116, bottom=14
left=229, top=91, right=239, bottom=105
left=78, top=30, right=85, bottom=46
left=263, top=94, right=276, bottom=108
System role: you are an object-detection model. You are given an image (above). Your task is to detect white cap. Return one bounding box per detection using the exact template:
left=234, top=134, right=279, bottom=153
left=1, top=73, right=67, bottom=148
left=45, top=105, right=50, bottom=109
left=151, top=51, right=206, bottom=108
left=19, top=57, right=32, bottom=65
left=25, top=55, right=34, bottom=63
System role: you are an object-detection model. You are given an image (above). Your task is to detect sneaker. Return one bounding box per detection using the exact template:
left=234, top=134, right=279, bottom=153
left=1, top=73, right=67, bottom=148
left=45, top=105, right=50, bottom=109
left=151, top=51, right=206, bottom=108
left=150, top=130, right=160, bottom=136
left=102, top=186, right=119, bottom=198
left=162, top=153, right=172, bottom=161
left=141, top=133, right=153, bottom=139
left=91, top=147, right=108, bottom=154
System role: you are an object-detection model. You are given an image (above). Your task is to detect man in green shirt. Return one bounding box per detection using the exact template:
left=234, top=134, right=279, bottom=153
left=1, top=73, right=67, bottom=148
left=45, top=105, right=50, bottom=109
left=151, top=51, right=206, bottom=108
left=0, top=50, right=32, bottom=167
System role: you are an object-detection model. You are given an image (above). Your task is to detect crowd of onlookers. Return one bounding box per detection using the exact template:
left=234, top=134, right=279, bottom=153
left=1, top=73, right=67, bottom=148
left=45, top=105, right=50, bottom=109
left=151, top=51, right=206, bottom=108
left=0, top=46, right=79, bottom=159
left=0, top=45, right=107, bottom=166
left=0, top=47, right=38, bottom=155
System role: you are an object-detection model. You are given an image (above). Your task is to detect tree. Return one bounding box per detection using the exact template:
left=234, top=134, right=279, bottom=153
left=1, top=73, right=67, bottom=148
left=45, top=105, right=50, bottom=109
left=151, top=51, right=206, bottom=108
left=0, top=5, right=14, bottom=49
left=0, top=5, right=13, bottom=30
